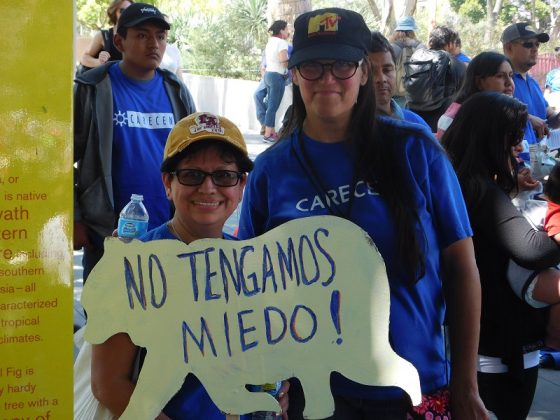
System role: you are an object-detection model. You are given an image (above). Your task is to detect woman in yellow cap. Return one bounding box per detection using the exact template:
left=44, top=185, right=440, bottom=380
left=90, top=112, right=288, bottom=419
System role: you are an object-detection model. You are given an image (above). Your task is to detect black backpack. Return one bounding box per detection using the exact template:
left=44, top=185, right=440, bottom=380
left=404, top=49, right=452, bottom=111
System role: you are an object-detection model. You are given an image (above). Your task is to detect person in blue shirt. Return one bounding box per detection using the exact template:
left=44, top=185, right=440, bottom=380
left=238, top=7, right=488, bottom=420
left=453, top=36, right=471, bottom=64
left=368, top=31, right=431, bottom=129
left=502, top=22, right=560, bottom=139
left=74, top=3, right=196, bottom=283
left=91, top=112, right=289, bottom=419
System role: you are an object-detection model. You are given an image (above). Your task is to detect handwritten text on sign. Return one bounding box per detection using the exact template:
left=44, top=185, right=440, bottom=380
left=82, top=216, right=421, bottom=419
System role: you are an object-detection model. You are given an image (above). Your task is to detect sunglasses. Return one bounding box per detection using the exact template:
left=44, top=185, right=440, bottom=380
left=170, top=169, right=243, bottom=187
left=517, top=41, right=540, bottom=49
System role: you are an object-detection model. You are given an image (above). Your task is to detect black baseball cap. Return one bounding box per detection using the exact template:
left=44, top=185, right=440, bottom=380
left=501, top=22, right=549, bottom=44
left=288, top=8, right=370, bottom=68
left=117, top=3, right=170, bottom=30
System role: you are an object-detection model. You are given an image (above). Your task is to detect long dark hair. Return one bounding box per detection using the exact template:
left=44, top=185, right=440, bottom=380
left=283, top=60, right=427, bottom=283
left=454, top=51, right=512, bottom=103
left=441, top=91, right=527, bottom=206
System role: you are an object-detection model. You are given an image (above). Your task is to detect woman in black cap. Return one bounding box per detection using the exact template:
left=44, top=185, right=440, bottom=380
left=238, top=7, right=488, bottom=420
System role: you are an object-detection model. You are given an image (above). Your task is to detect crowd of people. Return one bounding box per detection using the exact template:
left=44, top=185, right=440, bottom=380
left=74, top=2, right=560, bottom=419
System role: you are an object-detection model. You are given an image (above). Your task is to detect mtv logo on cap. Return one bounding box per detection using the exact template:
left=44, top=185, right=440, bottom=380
left=308, top=12, right=341, bottom=36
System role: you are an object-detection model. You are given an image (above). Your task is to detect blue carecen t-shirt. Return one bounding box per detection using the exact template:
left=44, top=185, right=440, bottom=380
left=238, top=117, right=472, bottom=400
left=109, top=63, right=174, bottom=230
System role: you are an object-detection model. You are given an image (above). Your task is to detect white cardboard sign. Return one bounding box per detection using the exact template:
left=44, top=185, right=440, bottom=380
left=82, top=216, right=421, bottom=419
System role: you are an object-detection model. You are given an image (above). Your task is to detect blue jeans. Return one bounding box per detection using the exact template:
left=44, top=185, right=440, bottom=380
left=253, top=78, right=267, bottom=126
left=264, top=71, right=286, bottom=128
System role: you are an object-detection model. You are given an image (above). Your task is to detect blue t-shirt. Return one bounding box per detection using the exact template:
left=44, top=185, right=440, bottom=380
left=513, top=72, right=546, bottom=160
left=238, top=117, right=472, bottom=399
left=109, top=63, right=175, bottom=231
left=390, top=98, right=432, bottom=131
left=139, top=223, right=243, bottom=419
left=455, top=52, right=471, bottom=63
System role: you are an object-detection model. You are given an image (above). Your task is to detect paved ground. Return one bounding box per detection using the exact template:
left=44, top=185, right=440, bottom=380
left=74, top=130, right=560, bottom=418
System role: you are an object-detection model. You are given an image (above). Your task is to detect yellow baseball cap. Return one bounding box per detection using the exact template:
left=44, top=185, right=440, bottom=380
left=163, top=112, right=249, bottom=161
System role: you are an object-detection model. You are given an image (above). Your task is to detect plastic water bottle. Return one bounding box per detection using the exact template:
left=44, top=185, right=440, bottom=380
left=251, top=381, right=282, bottom=420
left=117, top=194, right=149, bottom=239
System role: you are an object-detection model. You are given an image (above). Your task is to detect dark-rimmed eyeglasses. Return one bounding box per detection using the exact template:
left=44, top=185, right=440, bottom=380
left=517, top=41, right=540, bottom=49
left=297, top=60, right=363, bottom=81
left=170, top=169, right=243, bottom=187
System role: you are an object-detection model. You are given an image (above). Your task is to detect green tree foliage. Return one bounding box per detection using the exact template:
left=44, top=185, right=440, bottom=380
left=449, top=0, right=485, bottom=23
left=76, top=0, right=268, bottom=79
left=77, top=0, right=156, bottom=32
left=181, top=0, right=268, bottom=79
left=76, top=0, right=108, bottom=31
left=450, top=0, right=552, bottom=27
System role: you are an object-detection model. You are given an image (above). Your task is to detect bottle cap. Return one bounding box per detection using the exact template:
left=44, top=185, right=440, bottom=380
left=131, top=194, right=144, bottom=201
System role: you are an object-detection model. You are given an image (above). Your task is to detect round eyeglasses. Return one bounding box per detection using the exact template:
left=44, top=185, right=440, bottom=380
left=297, top=60, right=363, bottom=81
left=170, top=169, right=243, bottom=187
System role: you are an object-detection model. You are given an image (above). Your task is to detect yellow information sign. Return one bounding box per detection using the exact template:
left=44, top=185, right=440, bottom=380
left=83, top=216, right=421, bottom=419
left=0, top=1, right=73, bottom=418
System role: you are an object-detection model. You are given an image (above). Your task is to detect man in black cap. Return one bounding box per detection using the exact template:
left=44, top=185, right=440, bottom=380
left=502, top=22, right=560, bottom=141
left=74, top=3, right=196, bottom=282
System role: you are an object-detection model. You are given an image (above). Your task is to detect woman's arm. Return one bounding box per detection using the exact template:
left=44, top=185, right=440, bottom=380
left=441, top=237, right=489, bottom=420
left=485, top=183, right=560, bottom=269
left=80, top=31, right=109, bottom=68
left=91, top=333, right=139, bottom=416
left=278, top=49, right=289, bottom=68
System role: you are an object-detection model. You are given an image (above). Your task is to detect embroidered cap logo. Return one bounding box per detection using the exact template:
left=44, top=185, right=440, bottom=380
left=525, top=24, right=538, bottom=33
left=140, top=7, right=157, bottom=15
left=307, top=12, right=341, bottom=37
left=189, top=113, right=225, bottom=135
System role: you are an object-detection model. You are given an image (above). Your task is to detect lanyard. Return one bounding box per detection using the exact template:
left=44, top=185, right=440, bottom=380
left=292, top=130, right=357, bottom=219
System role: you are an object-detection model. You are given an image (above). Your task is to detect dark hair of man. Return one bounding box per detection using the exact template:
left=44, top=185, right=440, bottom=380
left=454, top=52, right=513, bottom=103
left=107, top=0, right=134, bottom=26
left=441, top=92, right=527, bottom=207
left=160, top=140, right=253, bottom=174
left=544, top=162, right=560, bottom=204
left=369, top=31, right=397, bottom=64
left=429, top=26, right=457, bottom=50
left=283, top=60, right=427, bottom=283
left=269, top=20, right=287, bottom=36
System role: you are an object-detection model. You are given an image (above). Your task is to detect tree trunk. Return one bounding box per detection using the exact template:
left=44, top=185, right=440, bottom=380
left=366, top=0, right=381, bottom=21
left=268, top=0, right=312, bottom=26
